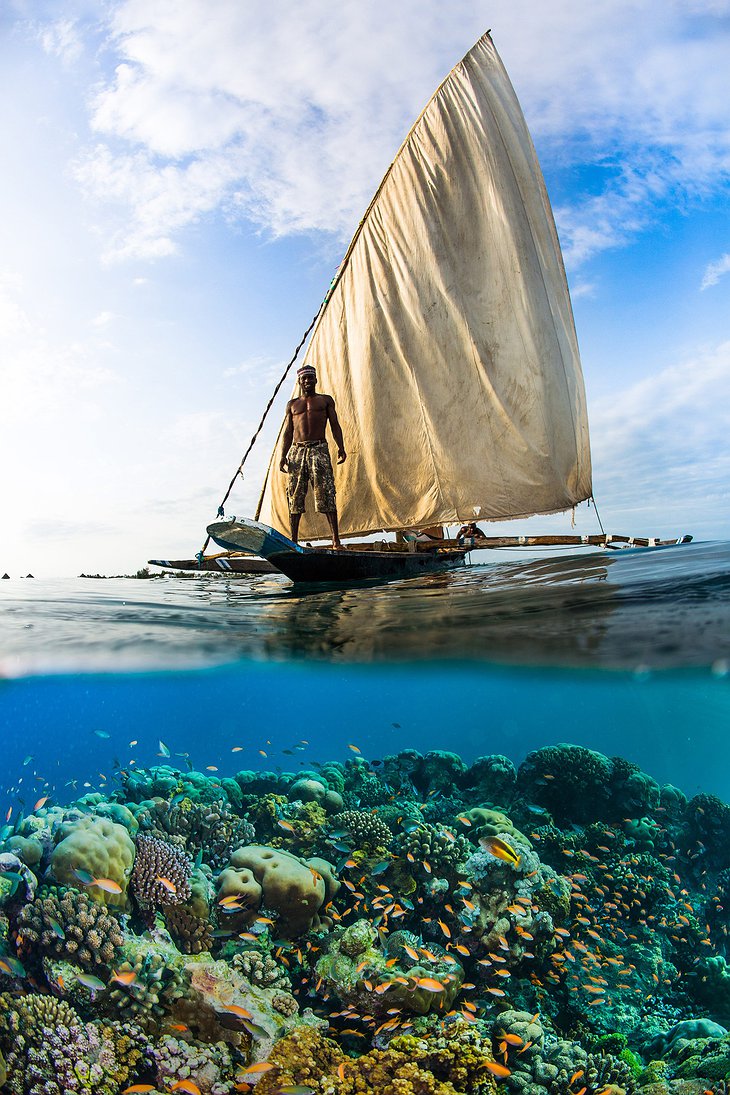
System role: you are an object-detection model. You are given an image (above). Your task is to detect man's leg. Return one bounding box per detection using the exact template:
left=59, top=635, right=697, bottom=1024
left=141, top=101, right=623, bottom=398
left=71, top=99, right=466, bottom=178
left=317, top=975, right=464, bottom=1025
left=290, top=513, right=302, bottom=543
left=326, top=511, right=342, bottom=549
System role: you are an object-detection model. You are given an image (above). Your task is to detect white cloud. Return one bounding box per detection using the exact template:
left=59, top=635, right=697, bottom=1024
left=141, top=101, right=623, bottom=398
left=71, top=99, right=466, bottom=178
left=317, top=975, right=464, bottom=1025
left=701, top=253, right=730, bottom=290
left=39, top=18, right=84, bottom=65
left=590, top=341, right=730, bottom=529
left=0, top=272, right=32, bottom=338
left=57, top=0, right=730, bottom=266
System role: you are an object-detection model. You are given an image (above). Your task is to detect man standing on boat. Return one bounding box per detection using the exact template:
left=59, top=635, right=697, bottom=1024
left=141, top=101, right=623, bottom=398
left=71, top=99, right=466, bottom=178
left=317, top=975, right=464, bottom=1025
left=279, top=364, right=346, bottom=548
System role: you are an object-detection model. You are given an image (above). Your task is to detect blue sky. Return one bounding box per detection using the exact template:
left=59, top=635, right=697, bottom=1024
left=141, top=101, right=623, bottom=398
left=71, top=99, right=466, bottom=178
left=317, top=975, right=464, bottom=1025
left=2, top=0, right=729, bottom=576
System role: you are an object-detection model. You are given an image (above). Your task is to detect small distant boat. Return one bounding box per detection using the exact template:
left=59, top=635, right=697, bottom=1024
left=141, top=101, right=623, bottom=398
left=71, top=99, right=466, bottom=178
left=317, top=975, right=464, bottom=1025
left=148, top=552, right=275, bottom=575
left=206, top=32, right=691, bottom=586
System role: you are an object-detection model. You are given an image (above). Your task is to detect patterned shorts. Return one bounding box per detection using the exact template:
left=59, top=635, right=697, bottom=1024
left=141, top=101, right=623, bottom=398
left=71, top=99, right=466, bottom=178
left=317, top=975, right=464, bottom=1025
left=286, top=441, right=337, bottom=514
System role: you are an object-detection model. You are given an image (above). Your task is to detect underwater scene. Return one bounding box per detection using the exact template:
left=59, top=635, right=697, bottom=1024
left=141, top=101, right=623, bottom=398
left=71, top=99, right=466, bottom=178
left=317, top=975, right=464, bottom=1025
left=2, top=542, right=730, bottom=1095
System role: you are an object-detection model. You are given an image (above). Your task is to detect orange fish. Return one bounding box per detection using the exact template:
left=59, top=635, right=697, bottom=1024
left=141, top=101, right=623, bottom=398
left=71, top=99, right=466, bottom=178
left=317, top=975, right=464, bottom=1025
left=414, top=977, right=445, bottom=992
left=483, top=1062, right=511, bottom=1077
left=171, top=1083, right=201, bottom=1095
left=156, top=877, right=177, bottom=894
left=219, top=1004, right=253, bottom=1019
left=92, top=877, right=122, bottom=894
left=111, top=970, right=137, bottom=986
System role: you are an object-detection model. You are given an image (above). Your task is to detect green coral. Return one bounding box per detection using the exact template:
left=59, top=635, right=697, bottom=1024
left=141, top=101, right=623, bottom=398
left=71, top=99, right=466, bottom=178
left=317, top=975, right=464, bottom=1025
left=316, top=920, right=464, bottom=1017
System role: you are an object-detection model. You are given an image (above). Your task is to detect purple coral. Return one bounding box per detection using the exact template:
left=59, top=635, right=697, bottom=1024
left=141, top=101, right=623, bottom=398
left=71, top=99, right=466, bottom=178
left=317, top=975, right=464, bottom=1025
left=131, top=834, right=192, bottom=909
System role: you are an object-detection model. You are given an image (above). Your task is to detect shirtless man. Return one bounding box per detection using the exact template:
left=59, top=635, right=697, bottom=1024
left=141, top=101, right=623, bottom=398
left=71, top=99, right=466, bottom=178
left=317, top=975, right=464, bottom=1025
left=279, top=364, right=347, bottom=547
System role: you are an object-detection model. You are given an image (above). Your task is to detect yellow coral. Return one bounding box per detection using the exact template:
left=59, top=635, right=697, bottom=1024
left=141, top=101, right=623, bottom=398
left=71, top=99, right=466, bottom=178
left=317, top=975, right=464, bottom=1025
left=251, top=1023, right=498, bottom=1095
left=50, top=816, right=135, bottom=908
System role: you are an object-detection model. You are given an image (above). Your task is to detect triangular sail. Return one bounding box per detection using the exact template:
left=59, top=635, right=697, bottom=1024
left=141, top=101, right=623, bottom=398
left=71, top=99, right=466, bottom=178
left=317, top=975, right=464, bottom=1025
left=257, top=32, right=592, bottom=539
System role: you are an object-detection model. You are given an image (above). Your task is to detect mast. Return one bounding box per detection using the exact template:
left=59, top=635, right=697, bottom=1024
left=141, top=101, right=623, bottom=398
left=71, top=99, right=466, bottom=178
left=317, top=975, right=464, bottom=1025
left=257, top=32, right=592, bottom=539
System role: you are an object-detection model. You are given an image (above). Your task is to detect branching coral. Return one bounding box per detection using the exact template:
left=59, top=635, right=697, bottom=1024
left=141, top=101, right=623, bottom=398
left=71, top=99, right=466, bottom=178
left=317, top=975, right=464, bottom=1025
left=0, top=993, right=148, bottom=1095
left=231, top=949, right=290, bottom=990
left=145, top=796, right=255, bottom=869
left=394, top=822, right=471, bottom=879
left=329, top=809, right=392, bottom=850
left=152, top=1034, right=235, bottom=1094
left=15, top=885, right=124, bottom=970
left=99, top=941, right=189, bottom=1032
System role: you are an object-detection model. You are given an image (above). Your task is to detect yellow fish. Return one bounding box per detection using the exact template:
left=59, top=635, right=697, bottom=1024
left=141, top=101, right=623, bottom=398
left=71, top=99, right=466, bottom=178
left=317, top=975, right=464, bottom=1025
left=479, top=835, right=521, bottom=868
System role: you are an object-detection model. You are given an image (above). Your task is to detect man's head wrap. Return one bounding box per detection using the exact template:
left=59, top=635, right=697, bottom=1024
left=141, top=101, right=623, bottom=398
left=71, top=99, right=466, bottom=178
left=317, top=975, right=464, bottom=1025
left=297, top=365, right=317, bottom=381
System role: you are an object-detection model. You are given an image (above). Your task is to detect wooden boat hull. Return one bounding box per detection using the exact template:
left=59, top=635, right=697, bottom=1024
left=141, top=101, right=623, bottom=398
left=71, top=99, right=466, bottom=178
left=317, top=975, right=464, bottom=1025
left=148, top=555, right=276, bottom=574
left=207, top=519, right=467, bottom=584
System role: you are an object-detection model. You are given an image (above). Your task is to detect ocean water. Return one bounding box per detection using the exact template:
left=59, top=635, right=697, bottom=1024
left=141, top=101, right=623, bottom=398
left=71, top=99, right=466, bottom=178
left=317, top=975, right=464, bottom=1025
left=2, top=540, right=730, bottom=1091
left=1, top=540, right=728, bottom=803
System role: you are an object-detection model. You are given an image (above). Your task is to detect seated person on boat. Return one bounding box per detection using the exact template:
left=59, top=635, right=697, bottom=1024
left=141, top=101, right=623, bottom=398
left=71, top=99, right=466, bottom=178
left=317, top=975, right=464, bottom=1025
left=279, top=365, right=347, bottom=548
left=456, top=522, right=487, bottom=544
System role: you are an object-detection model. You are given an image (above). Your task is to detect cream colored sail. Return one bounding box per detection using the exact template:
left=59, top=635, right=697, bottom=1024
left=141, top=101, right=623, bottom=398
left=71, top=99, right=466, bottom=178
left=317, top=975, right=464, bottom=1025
left=257, top=32, right=592, bottom=540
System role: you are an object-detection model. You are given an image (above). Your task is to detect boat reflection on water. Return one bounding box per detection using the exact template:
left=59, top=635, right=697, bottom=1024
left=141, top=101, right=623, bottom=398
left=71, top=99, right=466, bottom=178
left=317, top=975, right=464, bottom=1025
left=225, top=542, right=728, bottom=670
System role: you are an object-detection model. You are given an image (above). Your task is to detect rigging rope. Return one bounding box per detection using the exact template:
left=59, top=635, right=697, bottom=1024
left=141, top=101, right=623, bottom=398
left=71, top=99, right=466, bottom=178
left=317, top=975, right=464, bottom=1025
left=590, top=495, right=607, bottom=536
left=196, top=302, right=325, bottom=560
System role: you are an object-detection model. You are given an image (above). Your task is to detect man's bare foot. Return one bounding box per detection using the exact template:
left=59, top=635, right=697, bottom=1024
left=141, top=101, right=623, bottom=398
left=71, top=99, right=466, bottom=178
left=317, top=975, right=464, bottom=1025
left=332, top=542, right=345, bottom=550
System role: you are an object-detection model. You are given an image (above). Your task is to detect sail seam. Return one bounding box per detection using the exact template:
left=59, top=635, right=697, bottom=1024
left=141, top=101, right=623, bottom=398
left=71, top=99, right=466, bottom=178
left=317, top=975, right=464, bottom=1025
left=469, top=44, right=588, bottom=501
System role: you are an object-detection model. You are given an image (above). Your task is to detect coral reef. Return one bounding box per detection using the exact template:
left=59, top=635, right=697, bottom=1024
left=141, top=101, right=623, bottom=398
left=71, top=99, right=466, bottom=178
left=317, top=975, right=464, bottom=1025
left=6, top=743, right=730, bottom=1095
left=217, top=844, right=339, bottom=937
left=0, top=993, right=148, bottom=1095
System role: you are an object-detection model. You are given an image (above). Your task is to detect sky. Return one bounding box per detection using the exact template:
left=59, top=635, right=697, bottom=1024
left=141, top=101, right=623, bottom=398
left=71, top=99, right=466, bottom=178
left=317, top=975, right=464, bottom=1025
left=2, top=0, right=729, bottom=577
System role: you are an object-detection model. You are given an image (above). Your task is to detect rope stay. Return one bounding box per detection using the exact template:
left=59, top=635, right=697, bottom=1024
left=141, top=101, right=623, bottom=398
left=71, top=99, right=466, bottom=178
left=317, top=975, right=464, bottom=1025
left=196, top=301, right=326, bottom=561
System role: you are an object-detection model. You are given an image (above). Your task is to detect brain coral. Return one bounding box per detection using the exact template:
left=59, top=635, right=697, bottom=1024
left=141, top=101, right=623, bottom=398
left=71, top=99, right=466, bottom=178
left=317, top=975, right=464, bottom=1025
left=49, top=815, right=135, bottom=908
left=516, top=744, right=614, bottom=824
left=217, top=845, right=339, bottom=938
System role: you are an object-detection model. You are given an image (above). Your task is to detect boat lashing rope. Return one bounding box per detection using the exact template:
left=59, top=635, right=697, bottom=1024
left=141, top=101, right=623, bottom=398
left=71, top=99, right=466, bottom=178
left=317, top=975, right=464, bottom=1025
left=196, top=302, right=325, bottom=562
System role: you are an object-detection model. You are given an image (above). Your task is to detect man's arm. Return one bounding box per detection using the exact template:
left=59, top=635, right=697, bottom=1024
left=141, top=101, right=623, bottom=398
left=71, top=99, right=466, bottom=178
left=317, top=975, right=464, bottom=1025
left=327, top=397, right=347, bottom=464
left=280, top=402, right=294, bottom=471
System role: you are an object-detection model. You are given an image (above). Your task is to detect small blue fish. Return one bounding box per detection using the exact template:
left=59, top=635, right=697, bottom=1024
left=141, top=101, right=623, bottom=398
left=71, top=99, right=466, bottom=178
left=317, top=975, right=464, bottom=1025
left=370, top=860, right=392, bottom=875
left=72, top=867, right=95, bottom=885
left=94, top=730, right=111, bottom=739
left=22, top=756, right=33, bottom=766
left=158, top=740, right=171, bottom=757
left=48, top=918, right=66, bottom=939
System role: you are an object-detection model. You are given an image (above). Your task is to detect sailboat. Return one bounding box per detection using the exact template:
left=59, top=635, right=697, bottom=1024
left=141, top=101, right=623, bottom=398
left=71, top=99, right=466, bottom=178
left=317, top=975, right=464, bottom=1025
left=206, top=32, right=690, bottom=584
